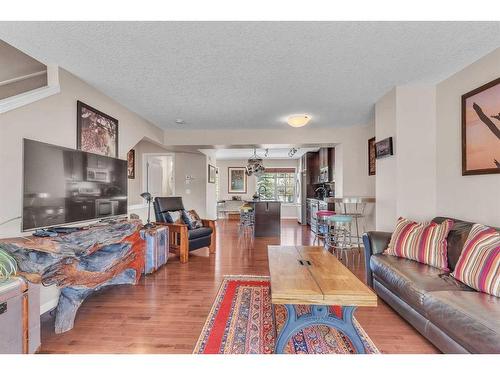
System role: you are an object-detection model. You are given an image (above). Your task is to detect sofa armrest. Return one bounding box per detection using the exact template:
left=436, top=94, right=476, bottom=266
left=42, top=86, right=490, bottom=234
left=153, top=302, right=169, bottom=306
left=362, top=231, right=392, bottom=287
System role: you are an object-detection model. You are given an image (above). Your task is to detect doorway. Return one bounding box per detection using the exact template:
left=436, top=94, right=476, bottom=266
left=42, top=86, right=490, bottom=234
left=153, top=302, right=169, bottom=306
left=142, top=153, right=175, bottom=199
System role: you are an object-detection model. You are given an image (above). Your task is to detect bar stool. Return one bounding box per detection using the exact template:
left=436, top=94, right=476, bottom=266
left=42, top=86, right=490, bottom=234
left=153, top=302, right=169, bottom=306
left=216, top=201, right=226, bottom=219
left=334, top=197, right=375, bottom=251
left=325, top=215, right=359, bottom=267
left=239, top=205, right=255, bottom=237
left=314, top=210, right=335, bottom=245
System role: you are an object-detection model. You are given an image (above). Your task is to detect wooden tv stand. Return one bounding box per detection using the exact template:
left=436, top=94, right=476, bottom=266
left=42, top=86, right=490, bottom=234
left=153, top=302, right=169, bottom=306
left=0, top=219, right=145, bottom=333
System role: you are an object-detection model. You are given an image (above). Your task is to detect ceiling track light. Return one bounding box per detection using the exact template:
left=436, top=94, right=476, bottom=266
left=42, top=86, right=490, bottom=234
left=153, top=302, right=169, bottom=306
left=288, top=147, right=298, bottom=158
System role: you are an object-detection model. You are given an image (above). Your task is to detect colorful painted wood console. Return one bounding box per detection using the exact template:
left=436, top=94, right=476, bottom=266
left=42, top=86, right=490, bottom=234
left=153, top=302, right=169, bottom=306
left=0, top=219, right=145, bottom=333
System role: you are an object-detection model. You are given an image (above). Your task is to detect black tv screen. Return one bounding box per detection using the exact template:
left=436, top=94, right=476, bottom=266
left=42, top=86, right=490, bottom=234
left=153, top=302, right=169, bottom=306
left=23, top=139, right=128, bottom=231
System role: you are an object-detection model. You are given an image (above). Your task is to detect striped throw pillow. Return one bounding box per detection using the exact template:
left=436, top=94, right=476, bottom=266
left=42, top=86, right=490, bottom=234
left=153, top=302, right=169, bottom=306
left=451, top=224, right=500, bottom=297
left=384, top=217, right=454, bottom=271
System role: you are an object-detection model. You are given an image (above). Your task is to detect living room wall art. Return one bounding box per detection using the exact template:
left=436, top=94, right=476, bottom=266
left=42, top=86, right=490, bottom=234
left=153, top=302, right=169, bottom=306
left=208, top=164, right=216, bottom=183
left=77, top=100, right=118, bottom=158
left=127, top=149, right=135, bottom=179
left=375, top=137, right=393, bottom=159
left=462, top=77, right=500, bottom=175
left=228, top=167, right=247, bottom=194
left=368, top=137, right=376, bottom=175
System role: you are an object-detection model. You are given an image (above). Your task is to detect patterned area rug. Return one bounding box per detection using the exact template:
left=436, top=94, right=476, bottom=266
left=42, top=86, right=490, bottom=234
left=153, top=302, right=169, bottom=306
left=194, top=275, right=379, bottom=354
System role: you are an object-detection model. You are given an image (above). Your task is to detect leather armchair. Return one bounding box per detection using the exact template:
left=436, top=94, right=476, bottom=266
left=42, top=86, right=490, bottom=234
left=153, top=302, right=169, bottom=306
left=153, top=197, right=216, bottom=263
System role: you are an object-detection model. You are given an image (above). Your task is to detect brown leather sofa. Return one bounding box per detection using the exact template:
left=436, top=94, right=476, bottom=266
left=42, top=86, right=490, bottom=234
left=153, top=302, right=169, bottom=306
left=363, top=217, right=500, bottom=353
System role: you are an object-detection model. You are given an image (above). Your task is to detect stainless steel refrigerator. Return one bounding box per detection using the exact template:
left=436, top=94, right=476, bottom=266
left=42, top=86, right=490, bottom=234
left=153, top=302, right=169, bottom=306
left=297, top=156, right=308, bottom=225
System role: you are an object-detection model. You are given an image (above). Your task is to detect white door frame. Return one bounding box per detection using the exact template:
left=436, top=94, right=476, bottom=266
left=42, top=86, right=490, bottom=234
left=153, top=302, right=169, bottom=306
left=142, top=153, right=176, bottom=196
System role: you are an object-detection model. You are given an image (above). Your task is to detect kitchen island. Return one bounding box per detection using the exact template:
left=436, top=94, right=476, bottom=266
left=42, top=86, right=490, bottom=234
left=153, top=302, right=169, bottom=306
left=247, top=200, right=281, bottom=237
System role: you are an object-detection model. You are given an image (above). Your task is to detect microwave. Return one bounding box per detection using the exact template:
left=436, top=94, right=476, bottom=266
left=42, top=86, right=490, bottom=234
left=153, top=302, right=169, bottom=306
left=95, top=199, right=119, bottom=217
left=87, top=168, right=110, bottom=183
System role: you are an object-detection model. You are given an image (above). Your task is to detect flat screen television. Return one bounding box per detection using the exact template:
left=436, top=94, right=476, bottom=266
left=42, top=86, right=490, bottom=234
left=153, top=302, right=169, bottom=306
left=22, top=139, right=128, bottom=231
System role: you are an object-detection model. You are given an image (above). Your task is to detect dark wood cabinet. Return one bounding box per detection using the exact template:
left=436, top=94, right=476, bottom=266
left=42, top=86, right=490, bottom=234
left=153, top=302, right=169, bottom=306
left=318, top=147, right=335, bottom=183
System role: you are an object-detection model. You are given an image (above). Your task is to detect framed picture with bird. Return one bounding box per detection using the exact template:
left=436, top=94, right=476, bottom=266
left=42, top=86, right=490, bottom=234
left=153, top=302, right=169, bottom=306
left=462, top=77, right=500, bottom=175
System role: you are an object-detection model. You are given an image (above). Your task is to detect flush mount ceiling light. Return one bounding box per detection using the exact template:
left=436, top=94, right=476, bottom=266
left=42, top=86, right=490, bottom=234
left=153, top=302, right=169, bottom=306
left=175, top=119, right=186, bottom=125
left=287, top=114, right=311, bottom=128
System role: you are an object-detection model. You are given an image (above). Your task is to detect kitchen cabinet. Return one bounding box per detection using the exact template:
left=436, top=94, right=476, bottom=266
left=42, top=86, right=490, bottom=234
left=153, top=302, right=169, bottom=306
left=318, top=147, right=335, bottom=183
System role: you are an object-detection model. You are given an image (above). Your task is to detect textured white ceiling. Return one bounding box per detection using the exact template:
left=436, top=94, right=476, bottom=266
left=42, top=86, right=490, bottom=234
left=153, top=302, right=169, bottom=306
left=1, top=22, right=499, bottom=130
left=213, top=147, right=319, bottom=160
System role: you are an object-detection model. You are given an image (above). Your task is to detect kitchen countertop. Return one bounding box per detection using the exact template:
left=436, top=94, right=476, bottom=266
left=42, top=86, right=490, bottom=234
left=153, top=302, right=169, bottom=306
left=246, top=200, right=282, bottom=203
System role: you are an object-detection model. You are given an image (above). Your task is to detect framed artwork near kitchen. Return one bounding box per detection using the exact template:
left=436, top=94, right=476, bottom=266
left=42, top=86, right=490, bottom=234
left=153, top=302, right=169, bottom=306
left=228, top=167, right=247, bottom=194
left=127, top=149, right=135, bottom=179
left=368, top=137, right=376, bottom=175
left=208, top=164, right=216, bottom=183
left=462, top=77, right=500, bottom=175
left=375, top=137, right=393, bottom=159
left=77, top=100, right=119, bottom=158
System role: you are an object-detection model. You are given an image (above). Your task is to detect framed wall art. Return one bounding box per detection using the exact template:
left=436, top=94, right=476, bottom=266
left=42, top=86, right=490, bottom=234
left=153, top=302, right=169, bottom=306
left=228, top=167, right=247, bottom=194
left=127, top=149, right=135, bottom=179
left=368, top=137, right=376, bottom=175
left=77, top=100, right=118, bottom=158
left=375, top=137, right=393, bottom=159
left=208, top=164, right=216, bottom=183
left=462, top=77, right=500, bottom=175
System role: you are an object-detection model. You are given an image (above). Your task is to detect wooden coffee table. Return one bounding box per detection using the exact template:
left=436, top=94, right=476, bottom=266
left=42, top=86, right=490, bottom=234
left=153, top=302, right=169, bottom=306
left=267, top=245, right=377, bottom=353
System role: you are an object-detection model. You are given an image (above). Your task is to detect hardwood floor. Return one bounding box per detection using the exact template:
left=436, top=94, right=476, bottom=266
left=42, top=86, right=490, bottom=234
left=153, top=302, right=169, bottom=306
left=39, top=219, right=439, bottom=354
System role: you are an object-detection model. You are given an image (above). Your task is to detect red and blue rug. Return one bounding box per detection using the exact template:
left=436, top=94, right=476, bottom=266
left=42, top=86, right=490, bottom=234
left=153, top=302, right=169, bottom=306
left=194, top=275, right=379, bottom=354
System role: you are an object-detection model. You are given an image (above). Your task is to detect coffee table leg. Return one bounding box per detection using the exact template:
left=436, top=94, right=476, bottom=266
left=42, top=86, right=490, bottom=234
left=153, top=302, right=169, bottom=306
left=274, top=304, right=366, bottom=354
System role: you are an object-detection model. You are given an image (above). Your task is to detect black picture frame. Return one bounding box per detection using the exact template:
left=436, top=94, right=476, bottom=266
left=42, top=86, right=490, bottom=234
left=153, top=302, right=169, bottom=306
left=368, top=137, right=376, bottom=175
left=77, top=100, right=119, bottom=158
left=375, top=137, right=393, bottom=159
left=127, top=149, right=135, bottom=179
left=208, top=164, right=216, bottom=183
left=461, top=77, right=500, bottom=176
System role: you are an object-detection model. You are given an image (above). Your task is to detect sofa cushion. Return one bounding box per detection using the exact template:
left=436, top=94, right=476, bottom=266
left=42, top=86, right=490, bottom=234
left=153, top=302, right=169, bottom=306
left=188, top=227, right=213, bottom=240
left=423, top=290, right=500, bottom=353
left=451, top=224, right=500, bottom=297
left=370, top=254, right=471, bottom=314
left=384, top=217, right=453, bottom=271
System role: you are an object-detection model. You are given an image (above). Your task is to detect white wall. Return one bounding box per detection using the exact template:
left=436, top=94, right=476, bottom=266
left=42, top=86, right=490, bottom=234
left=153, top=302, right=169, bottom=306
left=436, top=47, right=500, bottom=227
left=200, top=149, right=217, bottom=220
left=174, top=152, right=208, bottom=218
left=375, top=86, right=438, bottom=231
left=396, top=86, right=437, bottom=222
left=375, top=89, right=398, bottom=231
left=216, top=158, right=300, bottom=218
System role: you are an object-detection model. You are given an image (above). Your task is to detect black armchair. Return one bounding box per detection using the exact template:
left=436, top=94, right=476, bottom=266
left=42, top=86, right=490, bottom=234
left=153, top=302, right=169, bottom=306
left=153, top=197, right=216, bottom=263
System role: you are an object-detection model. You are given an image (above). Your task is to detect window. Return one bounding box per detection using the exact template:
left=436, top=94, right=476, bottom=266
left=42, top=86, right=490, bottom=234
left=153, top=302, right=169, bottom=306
left=256, top=168, right=296, bottom=203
